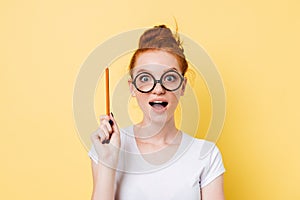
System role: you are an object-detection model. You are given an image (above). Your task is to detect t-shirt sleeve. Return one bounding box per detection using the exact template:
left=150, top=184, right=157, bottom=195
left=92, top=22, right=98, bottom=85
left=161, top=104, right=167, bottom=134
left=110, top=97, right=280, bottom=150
left=88, top=144, right=99, bottom=164
left=199, top=145, right=225, bottom=188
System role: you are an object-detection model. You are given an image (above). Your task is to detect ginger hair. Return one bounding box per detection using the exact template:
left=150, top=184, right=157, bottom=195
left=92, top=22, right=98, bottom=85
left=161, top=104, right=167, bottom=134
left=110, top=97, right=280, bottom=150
left=129, top=25, right=188, bottom=76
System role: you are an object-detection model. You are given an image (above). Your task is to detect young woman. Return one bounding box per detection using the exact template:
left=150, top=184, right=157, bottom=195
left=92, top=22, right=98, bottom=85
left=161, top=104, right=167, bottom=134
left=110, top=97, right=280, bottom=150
left=89, top=25, right=225, bottom=200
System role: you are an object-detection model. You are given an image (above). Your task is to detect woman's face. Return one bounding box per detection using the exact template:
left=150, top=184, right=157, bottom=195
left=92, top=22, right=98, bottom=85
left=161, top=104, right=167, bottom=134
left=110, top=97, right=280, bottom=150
left=129, top=50, right=187, bottom=125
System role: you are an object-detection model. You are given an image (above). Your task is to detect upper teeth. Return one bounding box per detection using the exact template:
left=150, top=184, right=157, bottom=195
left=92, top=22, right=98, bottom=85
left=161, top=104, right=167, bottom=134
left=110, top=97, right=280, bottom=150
left=153, top=101, right=163, bottom=103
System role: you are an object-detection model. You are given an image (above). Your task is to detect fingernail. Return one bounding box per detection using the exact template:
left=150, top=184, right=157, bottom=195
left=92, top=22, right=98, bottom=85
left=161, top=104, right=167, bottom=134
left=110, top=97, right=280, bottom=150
left=109, top=119, right=114, bottom=126
left=110, top=112, right=114, bottom=117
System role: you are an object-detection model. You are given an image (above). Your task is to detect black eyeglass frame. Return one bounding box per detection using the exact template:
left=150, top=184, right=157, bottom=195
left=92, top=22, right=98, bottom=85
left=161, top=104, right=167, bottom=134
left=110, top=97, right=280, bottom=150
left=132, top=69, right=185, bottom=93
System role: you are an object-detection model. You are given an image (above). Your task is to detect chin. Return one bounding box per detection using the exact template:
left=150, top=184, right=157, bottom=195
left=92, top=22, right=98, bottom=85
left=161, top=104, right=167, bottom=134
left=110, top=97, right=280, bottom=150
left=148, top=110, right=174, bottom=125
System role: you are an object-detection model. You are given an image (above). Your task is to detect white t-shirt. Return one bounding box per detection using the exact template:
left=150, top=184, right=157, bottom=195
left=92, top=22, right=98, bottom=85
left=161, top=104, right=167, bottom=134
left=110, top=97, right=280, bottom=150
left=89, top=126, right=225, bottom=200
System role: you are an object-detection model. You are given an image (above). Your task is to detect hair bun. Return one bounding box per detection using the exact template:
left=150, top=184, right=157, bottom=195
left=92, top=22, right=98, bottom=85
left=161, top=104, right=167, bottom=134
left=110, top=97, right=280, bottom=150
left=129, top=24, right=188, bottom=75
left=138, top=25, right=184, bottom=56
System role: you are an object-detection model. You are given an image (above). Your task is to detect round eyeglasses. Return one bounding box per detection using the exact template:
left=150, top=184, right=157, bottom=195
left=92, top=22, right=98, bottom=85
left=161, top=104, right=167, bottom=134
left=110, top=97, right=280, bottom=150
left=132, top=70, right=184, bottom=93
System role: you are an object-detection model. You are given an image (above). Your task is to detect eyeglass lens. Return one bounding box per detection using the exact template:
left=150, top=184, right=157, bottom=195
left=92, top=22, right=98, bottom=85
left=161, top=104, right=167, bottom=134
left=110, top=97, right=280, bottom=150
left=133, top=70, right=183, bottom=93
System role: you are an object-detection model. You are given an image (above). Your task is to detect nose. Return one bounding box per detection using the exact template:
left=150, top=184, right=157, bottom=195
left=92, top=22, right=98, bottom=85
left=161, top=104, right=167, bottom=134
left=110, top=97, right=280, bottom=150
left=152, top=81, right=166, bottom=94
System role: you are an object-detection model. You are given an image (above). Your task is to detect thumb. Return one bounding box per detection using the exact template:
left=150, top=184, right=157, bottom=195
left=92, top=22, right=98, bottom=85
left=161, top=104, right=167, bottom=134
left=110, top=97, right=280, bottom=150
left=109, top=112, right=119, bottom=134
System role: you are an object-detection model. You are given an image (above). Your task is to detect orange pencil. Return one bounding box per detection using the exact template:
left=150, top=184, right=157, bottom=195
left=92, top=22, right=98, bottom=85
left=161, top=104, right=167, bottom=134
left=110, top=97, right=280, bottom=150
left=105, top=67, right=110, bottom=116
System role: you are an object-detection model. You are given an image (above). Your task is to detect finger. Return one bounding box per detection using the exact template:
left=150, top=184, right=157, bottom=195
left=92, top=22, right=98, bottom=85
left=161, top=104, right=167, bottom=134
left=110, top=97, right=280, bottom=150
left=99, top=115, right=113, bottom=134
left=99, top=124, right=110, bottom=140
left=109, top=112, right=119, bottom=134
left=99, top=132, right=107, bottom=143
left=102, top=139, right=110, bottom=144
left=90, top=128, right=106, bottom=144
left=99, top=115, right=110, bottom=124
left=94, top=128, right=107, bottom=143
left=102, top=119, right=113, bottom=144
left=102, top=119, right=113, bottom=134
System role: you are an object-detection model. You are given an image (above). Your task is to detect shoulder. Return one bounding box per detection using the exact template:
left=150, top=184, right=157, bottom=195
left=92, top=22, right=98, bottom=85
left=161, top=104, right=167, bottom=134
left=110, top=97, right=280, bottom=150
left=180, top=132, right=223, bottom=160
left=180, top=133, right=225, bottom=187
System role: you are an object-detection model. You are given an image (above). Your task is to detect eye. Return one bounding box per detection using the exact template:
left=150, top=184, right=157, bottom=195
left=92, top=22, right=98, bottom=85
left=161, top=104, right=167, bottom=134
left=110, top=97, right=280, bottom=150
left=164, top=74, right=177, bottom=82
left=139, top=74, right=151, bottom=82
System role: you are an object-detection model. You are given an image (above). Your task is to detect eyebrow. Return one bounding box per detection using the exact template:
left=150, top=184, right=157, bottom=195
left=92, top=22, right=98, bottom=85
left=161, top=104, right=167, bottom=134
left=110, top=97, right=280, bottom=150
left=134, top=67, right=179, bottom=75
left=135, top=68, right=149, bottom=74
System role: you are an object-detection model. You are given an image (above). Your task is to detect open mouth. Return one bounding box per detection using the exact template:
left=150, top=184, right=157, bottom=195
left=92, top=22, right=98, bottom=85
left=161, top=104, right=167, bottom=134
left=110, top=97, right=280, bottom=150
left=149, top=101, right=168, bottom=109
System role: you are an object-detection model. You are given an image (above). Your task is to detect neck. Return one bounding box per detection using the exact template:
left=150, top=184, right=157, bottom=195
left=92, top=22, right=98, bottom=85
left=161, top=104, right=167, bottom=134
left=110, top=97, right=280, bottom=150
left=134, top=116, right=180, bottom=145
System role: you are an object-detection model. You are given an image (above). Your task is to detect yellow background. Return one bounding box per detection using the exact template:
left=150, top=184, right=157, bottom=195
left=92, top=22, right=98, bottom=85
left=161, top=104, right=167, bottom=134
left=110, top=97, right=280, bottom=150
left=1, top=0, right=299, bottom=199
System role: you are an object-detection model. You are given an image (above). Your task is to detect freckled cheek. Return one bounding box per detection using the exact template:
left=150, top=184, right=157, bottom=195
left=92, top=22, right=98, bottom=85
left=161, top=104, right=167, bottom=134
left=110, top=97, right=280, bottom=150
left=135, top=94, right=149, bottom=108
left=170, top=92, right=181, bottom=101
left=168, top=93, right=181, bottom=108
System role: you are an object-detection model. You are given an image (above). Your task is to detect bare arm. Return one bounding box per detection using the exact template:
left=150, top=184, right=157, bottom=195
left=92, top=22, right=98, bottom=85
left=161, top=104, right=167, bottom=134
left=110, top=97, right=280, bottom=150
left=91, top=160, right=117, bottom=200
left=201, top=175, right=225, bottom=200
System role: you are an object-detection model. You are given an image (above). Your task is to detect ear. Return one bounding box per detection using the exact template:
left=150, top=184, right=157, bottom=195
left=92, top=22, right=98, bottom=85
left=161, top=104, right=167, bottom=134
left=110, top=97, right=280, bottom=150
left=128, top=79, right=136, bottom=97
left=180, top=78, right=187, bottom=96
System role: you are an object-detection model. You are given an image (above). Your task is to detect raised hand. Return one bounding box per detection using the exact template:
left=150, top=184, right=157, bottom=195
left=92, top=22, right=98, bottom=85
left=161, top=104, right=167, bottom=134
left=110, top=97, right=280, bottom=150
left=90, top=113, right=121, bottom=168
